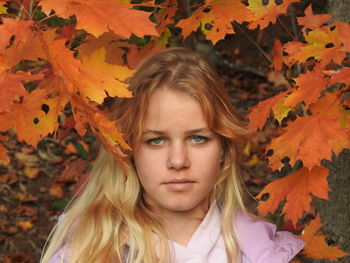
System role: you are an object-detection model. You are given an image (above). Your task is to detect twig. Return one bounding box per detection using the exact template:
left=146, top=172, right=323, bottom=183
left=232, top=22, right=272, bottom=64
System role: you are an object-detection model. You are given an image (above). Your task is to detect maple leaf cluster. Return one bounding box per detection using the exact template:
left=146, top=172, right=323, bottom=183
left=0, top=0, right=306, bottom=165
left=248, top=4, right=350, bottom=260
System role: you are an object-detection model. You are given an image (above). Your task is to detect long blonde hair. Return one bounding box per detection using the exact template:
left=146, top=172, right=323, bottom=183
left=41, top=47, right=250, bottom=263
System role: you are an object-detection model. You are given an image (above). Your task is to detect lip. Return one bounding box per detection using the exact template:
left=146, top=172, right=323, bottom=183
left=165, top=179, right=195, bottom=184
left=163, top=179, right=195, bottom=191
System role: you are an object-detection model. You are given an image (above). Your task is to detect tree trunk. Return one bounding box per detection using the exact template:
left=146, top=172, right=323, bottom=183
left=303, top=2, right=350, bottom=262
left=328, top=0, right=350, bottom=22
left=303, top=149, right=350, bottom=263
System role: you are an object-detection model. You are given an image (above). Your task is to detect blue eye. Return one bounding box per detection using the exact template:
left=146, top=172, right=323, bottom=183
left=148, top=137, right=164, bottom=145
left=191, top=136, right=207, bottom=143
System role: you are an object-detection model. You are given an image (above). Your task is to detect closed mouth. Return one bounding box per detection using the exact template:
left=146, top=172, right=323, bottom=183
left=165, top=179, right=195, bottom=184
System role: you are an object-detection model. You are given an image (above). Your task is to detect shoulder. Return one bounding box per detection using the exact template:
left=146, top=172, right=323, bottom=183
left=234, top=211, right=305, bottom=263
left=47, top=247, right=70, bottom=263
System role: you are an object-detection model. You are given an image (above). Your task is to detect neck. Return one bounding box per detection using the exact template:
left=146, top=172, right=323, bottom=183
left=154, top=199, right=211, bottom=246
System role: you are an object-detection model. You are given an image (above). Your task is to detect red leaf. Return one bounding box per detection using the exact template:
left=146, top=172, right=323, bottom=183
left=256, top=166, right=330, bottom=224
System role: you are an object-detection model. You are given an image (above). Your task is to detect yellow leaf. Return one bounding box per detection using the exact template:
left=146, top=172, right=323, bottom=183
left=24, top=167, right=40, bottom=179
left=17, top=220, right=33, bottom=230
left=0, top=4, right=6, bottom=14
left=247, top=0, right=299, bottom=29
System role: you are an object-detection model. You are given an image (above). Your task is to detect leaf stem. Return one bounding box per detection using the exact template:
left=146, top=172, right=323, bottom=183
left=277, top=16, right=295, bottom=41
left=233, top=22, right=272, bottom=64
left=36, top=14, right=57, bottom=26
left=15, top=0, right=31, bottom=19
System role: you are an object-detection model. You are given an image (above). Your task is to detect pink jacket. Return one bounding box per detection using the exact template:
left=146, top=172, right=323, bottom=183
left=48, top=202, right=304, bottom=263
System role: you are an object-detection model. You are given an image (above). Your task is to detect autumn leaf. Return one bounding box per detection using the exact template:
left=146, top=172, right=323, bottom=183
left=247, top=0, right=299, bottom=30
left=17, top=220, right=33, bottom=230
left=80, top=47, right=133, bottom=103
left=0, top=2, right=6, bottom=14
left=301, top=215, right=349, bottom=260
left=288, top=25, right=347, bottom=66
left=0, top=70, right=42, bottom=112
left=127, top=41, right=164, bottom=69
left=256, top=166, right=330, bottom=224
left=271, top=39, right=283, bottom=73
left=40, top=0, right=158, bottom=38
left=91, top=112, right=132, bottom=163
left=284, top=63, right=329, bottom=107
left=0, top=144, right=9, bottom=164
left=49, top=183, right=64, bottom=198
left=0, top=18, right=32, bottom=51
left=40, top=35, right=132, bottom=104
left=76, top=32, right=125, bottom=65
left=23, top=167, right=40, bottom=179
left=69, top=95, right=130, bottom=163
left=155, top=0, right=177, bottom=35
left=297, top=5, right=331, bottom=30
left=177, top=0, right=253, bottom=44
left=0, top=19, right=46, bottom=67
left=248, top=90, right=290, bottom=130
left=0, top=88, right=60, bottom=146
left=268, top=96, right=350, bottom=170
left=58, top=159, right=87, bottom=182
left=328, top=67, right=350, bottom=87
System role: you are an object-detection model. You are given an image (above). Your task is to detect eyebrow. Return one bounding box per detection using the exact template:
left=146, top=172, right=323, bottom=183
left=142, top=128, right=212, bottom=136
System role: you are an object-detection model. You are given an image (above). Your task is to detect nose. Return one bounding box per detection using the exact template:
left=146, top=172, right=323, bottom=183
left=166, top=142, right=190, bottom=170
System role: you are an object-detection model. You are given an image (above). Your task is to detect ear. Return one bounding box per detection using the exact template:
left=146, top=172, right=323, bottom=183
left=219, top=149, right=225, bottom=164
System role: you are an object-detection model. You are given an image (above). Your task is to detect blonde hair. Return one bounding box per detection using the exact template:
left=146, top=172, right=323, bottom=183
left=41, top=47, right=250, bottom=263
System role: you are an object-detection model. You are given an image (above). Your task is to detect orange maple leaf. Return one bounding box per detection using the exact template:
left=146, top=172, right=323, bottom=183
left=40, top=0, right=158, bottom=38
left=0, top=19, right=46, bottom=67
left=248, top=90, right=290, bottom=130
left=268, top=96, right=350, bottom=170
left=256, top=166, right=330, bottom=224
left=0, top=88, right=63, bottom=146
left=0, top=70, right=42, bottom=112
left=301, top=215, right=349, bottom=260
left=247, top=0, right=299, bottom=30
left=127, top=41, right=164, bottom=69
left=70, top=95, right=131, bottom=165
left=284, top=63, right=329, bottom=107
left=39, top=34, right=133, bottom=104
left=0, top=18, right=32, bottom=51
left=271, top=39, right=283, bottom=73
left=155, top=0, right=177, bottom=35
left=177, top=0, right=253, bottom=44
left=297, top=5, right=331, bottom=30
left=329, top=67, right=350, bottom=87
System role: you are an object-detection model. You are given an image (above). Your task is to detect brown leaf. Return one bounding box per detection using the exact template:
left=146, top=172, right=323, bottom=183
left=14, top=152, right=40, bottom=167
left=18, top=205, right=38, bottom=217
left=49, top=183, right=64, bottom=198
left=58, top=158, right=87, bottom=182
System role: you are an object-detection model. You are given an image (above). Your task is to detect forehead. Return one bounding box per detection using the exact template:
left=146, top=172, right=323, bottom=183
left=143, top=88, right=208, bottom=131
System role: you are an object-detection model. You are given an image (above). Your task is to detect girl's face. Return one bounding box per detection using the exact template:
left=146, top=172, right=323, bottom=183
left=133, top=88, right=222, bottom=216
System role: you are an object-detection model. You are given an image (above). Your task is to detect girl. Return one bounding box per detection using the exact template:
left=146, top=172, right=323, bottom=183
left=42, top=47, right=304, bottom=263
